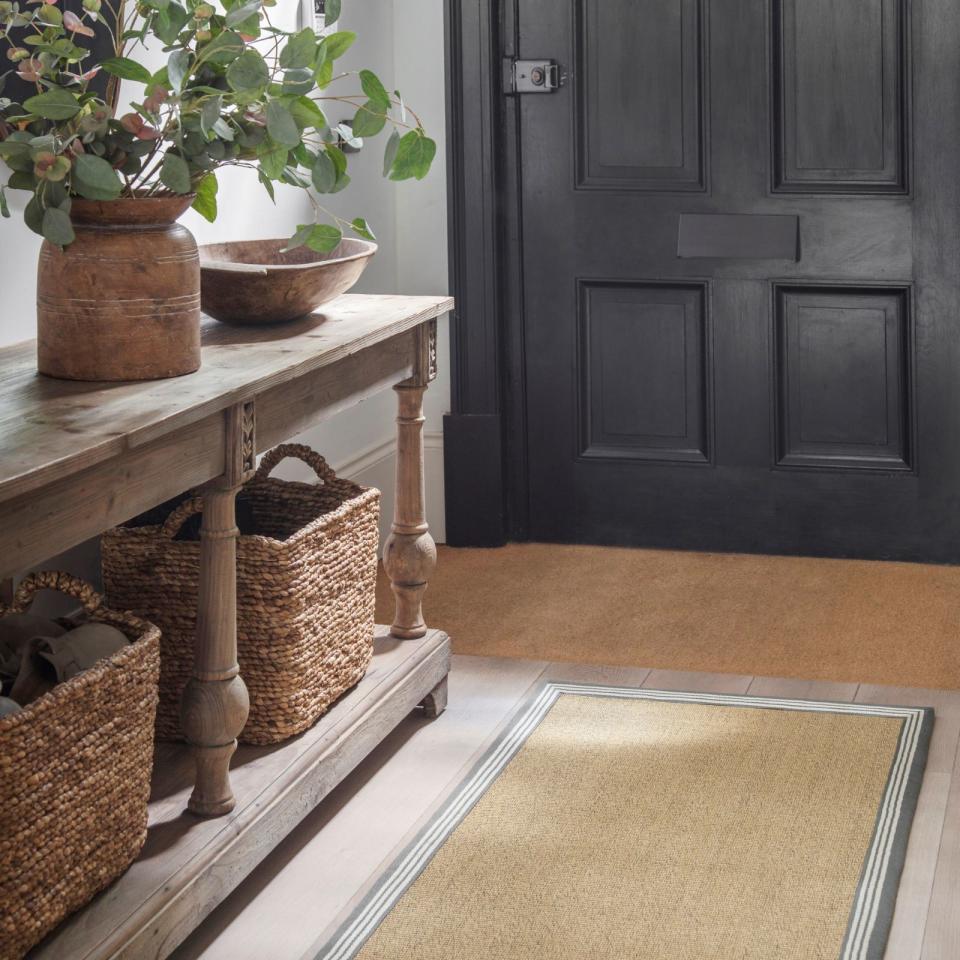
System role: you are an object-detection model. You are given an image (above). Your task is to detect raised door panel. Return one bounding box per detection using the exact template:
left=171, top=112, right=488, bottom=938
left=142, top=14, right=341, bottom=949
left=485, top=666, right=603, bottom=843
left=774, top=285, right=912, bottom=470
left=773, top=0, right=908, bottom=193
left=578, top=282, right=709, bottom=462
left=576, top=0, right=706, bottom=191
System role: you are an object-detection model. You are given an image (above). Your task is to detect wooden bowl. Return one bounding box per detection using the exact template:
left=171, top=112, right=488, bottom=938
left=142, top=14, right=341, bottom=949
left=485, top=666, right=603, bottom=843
left=198, top=238, right=377, bottom=324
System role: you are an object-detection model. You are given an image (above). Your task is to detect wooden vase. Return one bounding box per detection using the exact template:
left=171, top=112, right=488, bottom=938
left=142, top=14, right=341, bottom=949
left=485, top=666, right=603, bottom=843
left=37, top=195, right=201, bottom=381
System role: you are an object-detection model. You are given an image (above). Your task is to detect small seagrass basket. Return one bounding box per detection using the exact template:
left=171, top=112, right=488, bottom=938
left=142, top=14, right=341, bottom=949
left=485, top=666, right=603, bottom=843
left=0, top=571, right=160, bottom=960
left=102, top=443, right=380, bottom=746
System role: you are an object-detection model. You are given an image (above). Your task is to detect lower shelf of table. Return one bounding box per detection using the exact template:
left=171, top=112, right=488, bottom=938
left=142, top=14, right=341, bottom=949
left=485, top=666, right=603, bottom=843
left=31, top=627, right=451, bottom=960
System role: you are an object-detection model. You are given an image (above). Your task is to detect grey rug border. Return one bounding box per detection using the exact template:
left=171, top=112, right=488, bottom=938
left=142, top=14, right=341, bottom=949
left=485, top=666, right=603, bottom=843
left=842, top=701, right=933, bottom=960
left=313, top=681, right=934, bottom=960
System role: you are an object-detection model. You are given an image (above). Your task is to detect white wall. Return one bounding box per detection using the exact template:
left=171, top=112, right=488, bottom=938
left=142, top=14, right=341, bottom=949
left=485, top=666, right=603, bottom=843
left=0, top=0, right=450, bottom=578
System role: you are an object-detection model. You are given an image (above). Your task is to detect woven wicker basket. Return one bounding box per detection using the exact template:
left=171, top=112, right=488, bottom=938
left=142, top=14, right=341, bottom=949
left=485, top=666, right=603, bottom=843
left=0, top=571, right=160, bottom=960
left=102, top=443, right=380, bottom=746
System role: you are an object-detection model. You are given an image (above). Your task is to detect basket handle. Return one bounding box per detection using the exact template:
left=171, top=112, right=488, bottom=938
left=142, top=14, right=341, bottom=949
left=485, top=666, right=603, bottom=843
left=7, top=570, right=104, bottom=616
left=160, top=495, right=206, bottom=540
left=254, top=444, right=337, bottom=484
left=6, top=570, right=152, bottom=636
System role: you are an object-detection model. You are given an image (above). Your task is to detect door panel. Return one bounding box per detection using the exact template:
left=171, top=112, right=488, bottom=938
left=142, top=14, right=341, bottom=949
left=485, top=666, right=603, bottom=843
left=577, top=0, right=707, bottom=190
left=773, top=0, right=907, bottom=192
left=519, top=0, right=960, bottom=561
left=579, top=282, right=710, bottom=463
left=774, top=285, right=912, bottom=472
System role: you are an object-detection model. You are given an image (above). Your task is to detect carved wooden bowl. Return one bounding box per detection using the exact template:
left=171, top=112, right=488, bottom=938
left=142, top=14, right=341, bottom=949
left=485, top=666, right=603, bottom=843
left=198, top=238, right=377, bottom=325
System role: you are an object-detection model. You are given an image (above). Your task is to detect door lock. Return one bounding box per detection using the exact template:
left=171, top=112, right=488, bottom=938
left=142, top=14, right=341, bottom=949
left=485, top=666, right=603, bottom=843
left=509, top=59, right=566, bottom=94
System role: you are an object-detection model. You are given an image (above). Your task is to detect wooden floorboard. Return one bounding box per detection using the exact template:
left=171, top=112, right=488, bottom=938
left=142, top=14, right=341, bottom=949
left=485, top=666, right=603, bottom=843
left=642, top=667, right=753, bottom=694
left=155, top=657, right=960, bottom=960
left=747, top=675, right=860, bottom=701
left=920, top=732, right=960, bottom=960
left=172, top=655, right=549, bottom=960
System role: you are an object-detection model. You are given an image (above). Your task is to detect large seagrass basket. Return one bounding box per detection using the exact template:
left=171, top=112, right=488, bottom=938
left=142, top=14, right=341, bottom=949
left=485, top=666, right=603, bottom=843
left=102, top=443, right=380, bottom=746
left=0, top=572, right=160, bottom=960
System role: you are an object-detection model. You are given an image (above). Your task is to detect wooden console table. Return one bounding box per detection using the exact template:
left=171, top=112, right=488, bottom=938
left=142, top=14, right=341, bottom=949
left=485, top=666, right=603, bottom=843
left=0, top=294, right=452, bottom=958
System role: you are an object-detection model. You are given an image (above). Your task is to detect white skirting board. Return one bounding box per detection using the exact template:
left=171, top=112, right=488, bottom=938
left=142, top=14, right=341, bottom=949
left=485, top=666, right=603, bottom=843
left=334, top=432, right=446, bottom=545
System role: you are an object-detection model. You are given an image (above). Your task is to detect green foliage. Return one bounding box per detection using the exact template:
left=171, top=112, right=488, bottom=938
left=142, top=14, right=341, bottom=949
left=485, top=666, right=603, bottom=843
left=160, top=152, right=192, bottom=193
left=72, top=155, right=123, bottom=201
left=192, top=172, right=218, bottom=222
left=99, top=58, right=153, bottom=84
left=0, top=0, right=435, bottom=248
left=389, top=131, right=437, bottom=181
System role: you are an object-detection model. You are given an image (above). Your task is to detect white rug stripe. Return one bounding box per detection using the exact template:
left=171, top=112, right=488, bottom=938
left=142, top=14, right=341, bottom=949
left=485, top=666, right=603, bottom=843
left=316, top=682, right=929, bottom=960
left=844, top=708, right=922, bottom=959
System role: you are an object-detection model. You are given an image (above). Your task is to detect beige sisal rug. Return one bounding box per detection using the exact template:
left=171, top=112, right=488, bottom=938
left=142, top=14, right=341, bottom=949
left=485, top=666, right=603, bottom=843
left=316, top=684, right=931, bottom=960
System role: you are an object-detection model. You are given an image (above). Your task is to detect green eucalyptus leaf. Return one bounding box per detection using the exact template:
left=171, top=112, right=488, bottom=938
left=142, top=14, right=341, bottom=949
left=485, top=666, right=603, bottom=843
left=256, top=137, right=288, bottom=179
left=280, top=166, right=310, bottom=188
left=382, top=127, right=399, bottom=176
left=330, top=171, right=350, bottom=193
left=279, top=28, right=316, bottom=69
left=226, top=48, right=269, bottom=94
left=24, top=195, right=44, bottom=236
left=265, top=99, right=299, bottom=147
left=150, top=65, right=170, bottom=90
left=289, top=96, right=327, bottom=132
left=44, top=179, right=68, bottom=208
left=320, top=30, right=355, bottom=61
left=327, top=143, right=347, bottom=177
left=0, top=141, right=33, bottom=173
left=304, top=223, right=341, bottom=252
left=23, top=89, right=81, bottom=121
left=191, top=171, right=217, bottom=222
left=311, top=149, right=335, bottom=192
left=291, top=142, right=315, bottom=166
left=160, top=151, right=192, bottom=193
left=257, top=168, right=275, bottom=201
left=153, top=2, right=189, bottom=46
left=8, top=171, right=37, bottom=190
left=389, top=130, right=436, bottom=181
left=72, top=154, right=123, bottom=200
left=168, top=49, right=192, bottom=92
left=41, top=206, right=74, bottom=247
left=281, top=67, right=315, bottom=96
left=282, top=223, right=312, bottom=252
left=200, top=95, right=222, bottom=137
left=225, top=0, right=261, bottom=27
left=352, top=101, right=385, bottom=138
left=359, top=69, right=390, bottom=110
left=36, top=4, right=62, bottom=25
left=99, top=57, right=152, bottom=83
left=314, top=57, right=333, bottom=88
left=350, top=217, right=375, bottom=241
left=324, top=0, right=340, bottom=26
left=200, top=30, right=245, bottom=65
left=0, top=186, right=8, bottom=218
left=211, top=118, right=234, bottom=141
left=283, top=222, right=341, bottom=253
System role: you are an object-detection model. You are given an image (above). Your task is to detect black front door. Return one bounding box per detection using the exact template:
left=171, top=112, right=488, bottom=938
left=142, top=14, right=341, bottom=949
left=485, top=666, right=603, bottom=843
left=518, top=0, right=960, bottom=561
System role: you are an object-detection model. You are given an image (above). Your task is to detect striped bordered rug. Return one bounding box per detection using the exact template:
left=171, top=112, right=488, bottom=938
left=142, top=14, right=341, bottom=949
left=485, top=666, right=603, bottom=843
left=315, top=682, right=933, bottom=960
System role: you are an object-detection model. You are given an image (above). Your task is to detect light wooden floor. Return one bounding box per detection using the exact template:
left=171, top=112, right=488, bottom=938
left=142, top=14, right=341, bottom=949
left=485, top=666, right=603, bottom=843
left=170, top=656, right=960, bottom=960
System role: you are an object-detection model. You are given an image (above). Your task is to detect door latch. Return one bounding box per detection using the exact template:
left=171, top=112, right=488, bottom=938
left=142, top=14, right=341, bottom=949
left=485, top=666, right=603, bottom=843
left=508, top=59, right=566, bottom=94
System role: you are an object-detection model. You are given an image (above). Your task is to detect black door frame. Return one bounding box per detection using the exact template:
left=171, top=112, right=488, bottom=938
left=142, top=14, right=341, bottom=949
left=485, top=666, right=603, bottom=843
left=443, top=0, right=528, bottom=546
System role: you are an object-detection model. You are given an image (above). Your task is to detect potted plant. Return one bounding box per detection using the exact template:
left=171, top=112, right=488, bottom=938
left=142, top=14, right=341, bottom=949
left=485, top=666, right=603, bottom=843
left=0, top=0, right=435, bottom=380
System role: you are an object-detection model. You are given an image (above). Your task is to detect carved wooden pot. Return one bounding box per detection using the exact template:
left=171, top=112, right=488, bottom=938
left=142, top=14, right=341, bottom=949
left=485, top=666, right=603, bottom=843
left=37, top=195, right=201, bottom=381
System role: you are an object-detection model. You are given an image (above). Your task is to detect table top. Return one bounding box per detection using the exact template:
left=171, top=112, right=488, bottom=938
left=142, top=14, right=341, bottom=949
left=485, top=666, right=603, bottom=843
left=0, top=293, right=452, bottom=502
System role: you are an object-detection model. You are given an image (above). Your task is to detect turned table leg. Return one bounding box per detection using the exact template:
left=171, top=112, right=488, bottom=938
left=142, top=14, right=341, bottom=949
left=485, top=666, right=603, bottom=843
left=383, top=382, right=436, bottom=639
left=181, top=402, right=254, bottom=816
left=383, top=320, right=438, bottom=641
